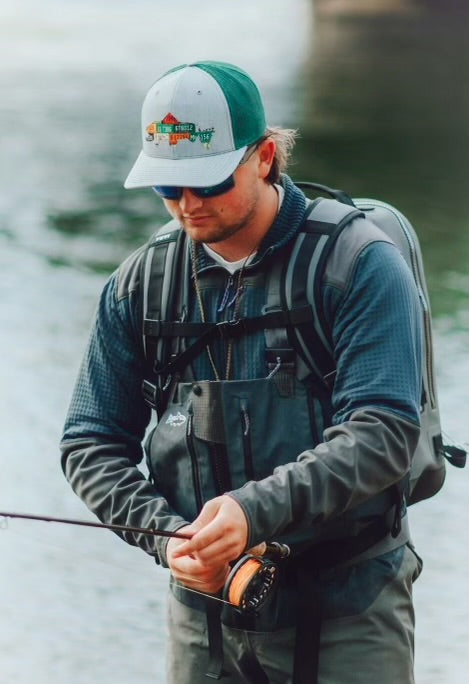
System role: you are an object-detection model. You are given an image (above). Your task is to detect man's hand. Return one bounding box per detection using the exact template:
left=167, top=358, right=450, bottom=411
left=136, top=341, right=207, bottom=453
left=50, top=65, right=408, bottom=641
left=167, top=495, right=249, bottom=594
left=167, top=531, right=231, bottom=594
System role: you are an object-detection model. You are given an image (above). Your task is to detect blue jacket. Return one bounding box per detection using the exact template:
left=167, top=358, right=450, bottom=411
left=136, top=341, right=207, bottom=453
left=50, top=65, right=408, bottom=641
left=61, top=175, right=422, bottom=609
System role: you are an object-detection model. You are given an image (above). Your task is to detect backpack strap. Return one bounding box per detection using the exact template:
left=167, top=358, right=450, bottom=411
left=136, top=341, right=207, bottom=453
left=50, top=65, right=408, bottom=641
left=139, top=225, right=317, bottom=410
left=140, top=199, right=365, bottom=409
left=265, top=198, right=365, bottom=385
left=153, top=306, right=315, bottom=379
left=140, top=224, right=188, bottom=412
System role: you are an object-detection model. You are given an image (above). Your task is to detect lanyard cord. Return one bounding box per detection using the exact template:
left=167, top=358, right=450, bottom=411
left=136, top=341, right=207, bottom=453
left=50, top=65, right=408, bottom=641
left=192, top=243, right=253, bottom=381
left=192, top=243, right=222, bottom=380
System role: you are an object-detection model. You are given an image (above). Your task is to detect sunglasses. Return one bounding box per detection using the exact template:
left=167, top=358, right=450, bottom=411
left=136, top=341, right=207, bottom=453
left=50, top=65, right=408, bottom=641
left=153, top=139, right=264, bottom=201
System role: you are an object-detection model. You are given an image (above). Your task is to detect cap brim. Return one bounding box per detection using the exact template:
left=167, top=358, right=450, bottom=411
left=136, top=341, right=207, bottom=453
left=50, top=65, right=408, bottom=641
left=124, top=146, right=247, bottom=190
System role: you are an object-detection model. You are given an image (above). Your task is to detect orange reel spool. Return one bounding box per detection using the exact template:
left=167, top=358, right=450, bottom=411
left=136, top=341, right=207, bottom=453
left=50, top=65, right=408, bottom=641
left=223, top=555, right=278, bottom=612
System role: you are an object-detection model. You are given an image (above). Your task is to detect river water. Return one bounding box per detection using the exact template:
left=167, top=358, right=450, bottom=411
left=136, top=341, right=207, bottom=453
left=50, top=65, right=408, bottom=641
left=0, top=1, right=468, bottom=682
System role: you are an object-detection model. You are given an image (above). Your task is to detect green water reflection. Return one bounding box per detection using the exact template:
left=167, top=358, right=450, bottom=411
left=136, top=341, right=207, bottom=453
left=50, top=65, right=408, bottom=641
left=292, top=4, right=469, bottom=319
left=47, top=4, right=469, bottom=320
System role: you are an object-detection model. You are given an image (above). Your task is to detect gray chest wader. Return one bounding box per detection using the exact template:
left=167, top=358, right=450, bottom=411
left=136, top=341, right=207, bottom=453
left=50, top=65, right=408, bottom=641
left=141, top=216, right=406, bottom=683
left=146, top=369, right=322, bottom=680
left=146, top=374, right=318, bottom=681
left=146, top=374, right=397, bottom=682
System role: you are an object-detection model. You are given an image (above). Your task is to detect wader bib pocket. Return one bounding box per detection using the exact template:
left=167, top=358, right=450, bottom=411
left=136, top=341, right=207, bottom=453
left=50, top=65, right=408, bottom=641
left=145, top=376, right=315, bottom=523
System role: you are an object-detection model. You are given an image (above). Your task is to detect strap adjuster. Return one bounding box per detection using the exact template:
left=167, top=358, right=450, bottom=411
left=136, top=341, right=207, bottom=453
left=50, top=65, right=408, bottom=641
left=143, top=318, right=162, bottom=337
left=142, top=379, right=159, bottom=409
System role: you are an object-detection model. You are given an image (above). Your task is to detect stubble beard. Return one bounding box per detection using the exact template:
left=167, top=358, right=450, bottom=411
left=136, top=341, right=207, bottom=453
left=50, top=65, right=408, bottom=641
left=183, top=186, right=260, bottom=247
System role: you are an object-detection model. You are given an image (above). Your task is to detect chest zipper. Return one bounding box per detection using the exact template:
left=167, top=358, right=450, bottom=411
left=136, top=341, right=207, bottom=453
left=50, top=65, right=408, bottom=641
left=186, top=405, right=204, bottom=513
left=209, top=444, right=232, bottom=496
left=241, top=404, right=255, bottom=482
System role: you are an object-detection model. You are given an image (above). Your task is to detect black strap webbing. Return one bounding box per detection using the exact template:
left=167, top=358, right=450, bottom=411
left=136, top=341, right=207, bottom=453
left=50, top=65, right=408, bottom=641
left=205, top=601, right=226, bottom=680
left=153, top=305, right=314, bottom=377
left=293, top=569, right=321, bottom=684
left=292, top=515, right=392, bottom=684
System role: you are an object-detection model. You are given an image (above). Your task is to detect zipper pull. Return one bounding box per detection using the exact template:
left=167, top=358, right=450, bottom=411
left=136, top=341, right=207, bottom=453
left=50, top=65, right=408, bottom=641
left=227, top=283, right=244, bottom=309
left=218, top=275, right=234, bottom=313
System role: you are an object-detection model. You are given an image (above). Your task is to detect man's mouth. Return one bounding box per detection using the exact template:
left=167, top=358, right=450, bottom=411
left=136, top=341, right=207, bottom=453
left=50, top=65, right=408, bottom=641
left=183, top=214, right=211, bottom=225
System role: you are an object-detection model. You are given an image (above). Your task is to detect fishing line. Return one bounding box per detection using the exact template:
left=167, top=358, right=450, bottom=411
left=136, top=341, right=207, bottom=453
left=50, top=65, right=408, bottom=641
left=2, top=521, right=232, bottom=609
left=1, top=519, right=149, bottom=579
left=172, top=582, right=234, bottom=608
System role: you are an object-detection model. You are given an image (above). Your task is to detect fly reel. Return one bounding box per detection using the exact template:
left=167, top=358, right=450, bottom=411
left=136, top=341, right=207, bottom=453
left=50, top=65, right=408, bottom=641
left=222, top=542, right=290, bottom=612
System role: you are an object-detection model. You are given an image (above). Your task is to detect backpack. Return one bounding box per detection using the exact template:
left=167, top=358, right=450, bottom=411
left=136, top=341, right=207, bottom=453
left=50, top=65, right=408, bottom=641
left=140, top=182, right=466, bottom=506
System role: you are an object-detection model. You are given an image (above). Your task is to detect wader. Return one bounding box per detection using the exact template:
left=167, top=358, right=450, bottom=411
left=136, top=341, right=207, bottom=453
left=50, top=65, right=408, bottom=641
left=145, top=369, right=406, bottom=682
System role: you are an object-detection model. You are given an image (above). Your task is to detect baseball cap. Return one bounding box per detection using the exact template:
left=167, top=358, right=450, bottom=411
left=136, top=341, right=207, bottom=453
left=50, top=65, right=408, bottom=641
left=124, top=61, right=267, bottom=190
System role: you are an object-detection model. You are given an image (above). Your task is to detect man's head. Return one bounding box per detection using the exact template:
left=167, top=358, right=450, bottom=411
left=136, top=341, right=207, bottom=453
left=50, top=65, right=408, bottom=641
left=124, top=61, right=268, bottom=190
left=124, top=61, right=297, bottom=257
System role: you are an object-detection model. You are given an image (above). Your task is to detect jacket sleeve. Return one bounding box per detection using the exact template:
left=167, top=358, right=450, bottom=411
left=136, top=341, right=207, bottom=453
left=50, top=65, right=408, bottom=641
left=229, top=238, right=423, bottom=548
left=60, top=260, right=187, bottom=565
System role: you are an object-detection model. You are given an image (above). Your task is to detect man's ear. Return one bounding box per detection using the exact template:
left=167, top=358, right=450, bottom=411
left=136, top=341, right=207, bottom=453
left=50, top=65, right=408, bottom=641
left=257, top=138, right=277, bottom=180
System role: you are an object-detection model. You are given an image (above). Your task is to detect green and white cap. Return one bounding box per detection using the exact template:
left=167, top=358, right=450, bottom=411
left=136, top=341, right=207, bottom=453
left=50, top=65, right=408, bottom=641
left=124, top=61, right=267, bottom=189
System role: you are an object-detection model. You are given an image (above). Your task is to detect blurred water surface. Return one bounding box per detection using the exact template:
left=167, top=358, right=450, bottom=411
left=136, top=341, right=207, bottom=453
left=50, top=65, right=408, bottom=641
left=0, top=1, right=468, bottom=682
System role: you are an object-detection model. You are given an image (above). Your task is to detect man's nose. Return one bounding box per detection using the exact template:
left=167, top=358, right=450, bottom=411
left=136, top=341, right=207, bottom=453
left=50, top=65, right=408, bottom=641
left=179, top=188, right=204, bottom=212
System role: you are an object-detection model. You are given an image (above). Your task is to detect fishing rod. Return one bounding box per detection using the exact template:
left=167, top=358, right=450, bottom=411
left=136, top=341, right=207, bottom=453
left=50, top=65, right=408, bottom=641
left=0, top=511, right=192, bottom=539
left=0, top=511, right=290, bottom=613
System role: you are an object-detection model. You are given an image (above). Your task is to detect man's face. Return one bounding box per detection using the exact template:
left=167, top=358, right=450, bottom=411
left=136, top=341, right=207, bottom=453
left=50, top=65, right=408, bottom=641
left=161, top=140, right=275, bottom=249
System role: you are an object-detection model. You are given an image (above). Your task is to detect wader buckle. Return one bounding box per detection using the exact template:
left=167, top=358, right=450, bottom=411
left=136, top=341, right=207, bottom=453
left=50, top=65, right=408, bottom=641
left=142, top=379, right=159, bottom=410
left=217, top=319, right=246, bottom=341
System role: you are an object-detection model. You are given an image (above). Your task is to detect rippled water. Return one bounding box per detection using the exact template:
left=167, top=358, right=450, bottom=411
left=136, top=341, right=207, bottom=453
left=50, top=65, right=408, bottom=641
left=1, top=1, right=468, bottom=682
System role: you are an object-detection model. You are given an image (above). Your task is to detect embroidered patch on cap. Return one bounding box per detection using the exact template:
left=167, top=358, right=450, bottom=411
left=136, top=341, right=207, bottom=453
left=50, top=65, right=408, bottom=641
left=145, top=113, right=215, bottom=148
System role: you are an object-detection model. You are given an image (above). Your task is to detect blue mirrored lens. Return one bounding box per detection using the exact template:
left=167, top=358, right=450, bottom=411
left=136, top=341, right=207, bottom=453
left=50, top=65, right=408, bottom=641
left=153, top=174, right=235, bottom=200
left=196, top=174, right=235, bottom=197
left=153, top=186, right=183, bottom=200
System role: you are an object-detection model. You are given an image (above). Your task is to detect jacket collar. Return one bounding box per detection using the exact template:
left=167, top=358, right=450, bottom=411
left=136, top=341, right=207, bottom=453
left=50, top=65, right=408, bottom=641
left=192, top=174, right=307, bottom=272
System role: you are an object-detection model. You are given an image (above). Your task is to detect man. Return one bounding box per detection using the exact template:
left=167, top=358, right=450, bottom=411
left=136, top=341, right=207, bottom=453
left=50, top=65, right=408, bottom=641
left=61, top=61, right=423, bottom=683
